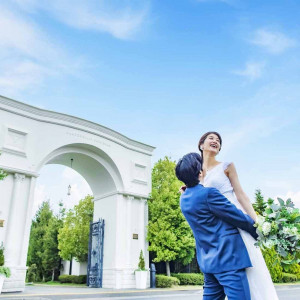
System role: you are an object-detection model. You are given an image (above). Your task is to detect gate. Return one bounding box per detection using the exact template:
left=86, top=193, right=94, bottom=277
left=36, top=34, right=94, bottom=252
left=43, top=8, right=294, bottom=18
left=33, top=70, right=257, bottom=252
left=87, top=219, right=105, bottom=288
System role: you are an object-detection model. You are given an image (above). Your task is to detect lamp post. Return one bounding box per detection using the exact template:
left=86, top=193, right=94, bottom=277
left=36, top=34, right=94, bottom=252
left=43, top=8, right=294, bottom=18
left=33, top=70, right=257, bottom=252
left=67, top=158, right=73, bottom=196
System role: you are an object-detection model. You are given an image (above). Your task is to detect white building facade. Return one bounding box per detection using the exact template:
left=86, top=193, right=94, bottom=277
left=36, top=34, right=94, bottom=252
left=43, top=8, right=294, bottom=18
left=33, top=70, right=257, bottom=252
left=61, top=260, right=87, bottom=276
left=0, top=95, right=154, bottom=292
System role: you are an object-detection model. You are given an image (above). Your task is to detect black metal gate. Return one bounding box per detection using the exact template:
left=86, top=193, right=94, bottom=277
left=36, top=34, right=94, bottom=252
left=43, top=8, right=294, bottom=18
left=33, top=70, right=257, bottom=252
left=87, top=219, right=105, bottom=288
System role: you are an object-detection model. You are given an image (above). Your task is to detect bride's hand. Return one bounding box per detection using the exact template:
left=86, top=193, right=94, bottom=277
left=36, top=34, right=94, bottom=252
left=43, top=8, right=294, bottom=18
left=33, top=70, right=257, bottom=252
left=179, top=185, right=187, bottom=194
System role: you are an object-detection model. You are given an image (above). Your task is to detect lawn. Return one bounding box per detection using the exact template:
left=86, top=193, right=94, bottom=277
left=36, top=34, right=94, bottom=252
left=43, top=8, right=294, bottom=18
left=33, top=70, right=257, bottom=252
left=27, top=281, right=87, bottom=287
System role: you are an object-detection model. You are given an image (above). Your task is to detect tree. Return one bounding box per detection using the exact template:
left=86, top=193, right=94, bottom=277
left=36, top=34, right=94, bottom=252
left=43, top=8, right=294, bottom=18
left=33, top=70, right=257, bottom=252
left=147, top=157, right=195, bottom=276
left=58, top=195, right=94, bottom=263
left=138, top=250, right=146, bottom=270
left=253, top=189, right=267, bottom=215
left=42, top=217, right=61, bottom=281
left=27, top=201, right=54, bottom=281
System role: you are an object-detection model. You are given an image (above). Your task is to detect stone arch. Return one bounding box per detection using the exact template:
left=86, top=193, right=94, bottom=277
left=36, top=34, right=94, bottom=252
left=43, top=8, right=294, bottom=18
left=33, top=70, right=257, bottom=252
left=0, top=95, right=155, bottom=291
left=38, top=143, right=124, bottom=197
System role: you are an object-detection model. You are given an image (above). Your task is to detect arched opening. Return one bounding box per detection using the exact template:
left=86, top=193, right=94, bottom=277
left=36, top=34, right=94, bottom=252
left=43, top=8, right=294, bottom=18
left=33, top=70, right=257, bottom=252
left=38, top=143, right=124, bottom=196
left=30, top=162, right=92, bottom=281
left=27, top=143, right=125, bottom=285
left=33, top=164, right=92, bottom=214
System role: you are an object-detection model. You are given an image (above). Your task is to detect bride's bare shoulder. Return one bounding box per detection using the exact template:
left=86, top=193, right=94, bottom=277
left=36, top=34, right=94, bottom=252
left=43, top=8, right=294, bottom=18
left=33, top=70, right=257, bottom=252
left=223, top=161, right=234, bottom=172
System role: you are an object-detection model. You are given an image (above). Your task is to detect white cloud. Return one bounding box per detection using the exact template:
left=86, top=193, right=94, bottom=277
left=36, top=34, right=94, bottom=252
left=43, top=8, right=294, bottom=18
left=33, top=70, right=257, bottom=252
left=249, top=29, right=297, bottom=54
left=219, top=82, right=300, bottom=156
left=12, top=0, right=149, bottom=40
left=220, top=116, right=275, bottom=156
left=0, top=0, right=148, bottom=95
left=0, top=4, right=82, bottom=95
left=264, top=180, right=292, bottom=191
left=33, top=184, right=48, bottom=215
left=0, top=59, right=49, bottom=91
left=0, top=6, right=58, bottom=61
left=65, top=183, right=92, bottom=210
left=62, top=168, right=92, bottom=210
left=32, top=165, right=92, bottom=216
left=233, top=62, right=265, bottom=81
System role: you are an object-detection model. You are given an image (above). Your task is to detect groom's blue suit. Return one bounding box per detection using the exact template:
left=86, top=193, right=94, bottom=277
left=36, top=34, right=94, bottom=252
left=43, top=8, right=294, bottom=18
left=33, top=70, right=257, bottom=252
left=180, top=184, right=258, bottom=300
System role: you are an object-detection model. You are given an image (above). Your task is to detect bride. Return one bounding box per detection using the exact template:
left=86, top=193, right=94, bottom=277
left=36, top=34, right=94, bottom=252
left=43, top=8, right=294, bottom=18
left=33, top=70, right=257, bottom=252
left=198, top=131, right=278, bottom=300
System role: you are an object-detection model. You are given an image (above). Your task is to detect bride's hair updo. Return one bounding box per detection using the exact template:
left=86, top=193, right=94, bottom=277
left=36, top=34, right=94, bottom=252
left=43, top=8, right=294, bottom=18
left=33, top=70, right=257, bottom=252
left=198, top=131, right=222, bottom=154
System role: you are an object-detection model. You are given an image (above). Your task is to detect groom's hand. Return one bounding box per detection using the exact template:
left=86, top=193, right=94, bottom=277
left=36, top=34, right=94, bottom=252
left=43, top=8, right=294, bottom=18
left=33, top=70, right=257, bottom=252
left=179, top=185, right=186, bottom=194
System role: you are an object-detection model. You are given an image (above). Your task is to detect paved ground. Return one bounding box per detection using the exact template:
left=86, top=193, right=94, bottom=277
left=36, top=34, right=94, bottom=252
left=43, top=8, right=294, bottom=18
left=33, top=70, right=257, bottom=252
left=0, top=284, right=299, bottom=299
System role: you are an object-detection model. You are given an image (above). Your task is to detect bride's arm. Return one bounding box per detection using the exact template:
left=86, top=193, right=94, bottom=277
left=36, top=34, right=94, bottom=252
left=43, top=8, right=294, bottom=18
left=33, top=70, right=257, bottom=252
left=225, top=163, right=257, bottom=221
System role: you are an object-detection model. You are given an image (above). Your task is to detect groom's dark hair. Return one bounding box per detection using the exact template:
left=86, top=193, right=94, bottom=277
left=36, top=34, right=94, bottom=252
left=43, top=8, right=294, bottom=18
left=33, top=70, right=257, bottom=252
left=175, top=153, right=202, bottom=187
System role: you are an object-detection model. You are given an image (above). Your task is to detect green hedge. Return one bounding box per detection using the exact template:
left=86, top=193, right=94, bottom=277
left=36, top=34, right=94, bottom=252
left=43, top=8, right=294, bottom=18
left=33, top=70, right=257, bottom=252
left=73, top=275, right=87, bottom=284
left=171, top=273, right=204, bottom=285
left=156, top=275, right=180, bottom=288
left=59, top=275, right=76, bottom=283
left=282, top=273, right=297, bottom=283
left=0, top=246, right=4, bottom=266
left=58, top=275, right=87, bottom=284
left=26, top=264, right=37, bottom=282
left=282, top=261, right=300, bottom=280
left=262, top=247, right=283, bottom=283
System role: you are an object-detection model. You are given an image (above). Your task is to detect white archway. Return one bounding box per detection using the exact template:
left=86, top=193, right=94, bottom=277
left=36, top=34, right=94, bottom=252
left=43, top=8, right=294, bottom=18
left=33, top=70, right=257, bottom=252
left=0, top=95, right=155, bottom=291
left=41, top=143, right=124, bottom=195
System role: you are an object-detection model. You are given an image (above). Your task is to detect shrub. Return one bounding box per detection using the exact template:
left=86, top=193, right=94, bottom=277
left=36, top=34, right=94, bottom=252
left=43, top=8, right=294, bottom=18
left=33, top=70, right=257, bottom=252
left=171, top=273, right=204, bottom=285
left=138, top=250, right=146, bottom=270
left=282, top=256, right=300, bottom=280
left=73, top=275, right=87, bottom=284
left=282, top=273, right=297, bottom=283
left=0, top=266, right=11, bottom=278
left=262, top=247, right=283, bottom=283
left=156, top=275, right=179, bottom=288
left=0, top=243, right=4, bottom=266
left=58, top=275, right=76, bottom=283
left=58, top=274, right=87, bottom=284
left=26, top=264, right=37, bottom=282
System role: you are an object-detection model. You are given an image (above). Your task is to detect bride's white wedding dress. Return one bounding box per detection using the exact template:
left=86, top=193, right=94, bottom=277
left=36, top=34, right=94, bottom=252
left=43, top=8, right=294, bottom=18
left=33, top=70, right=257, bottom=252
left=203, top=162, right=278, bottom=300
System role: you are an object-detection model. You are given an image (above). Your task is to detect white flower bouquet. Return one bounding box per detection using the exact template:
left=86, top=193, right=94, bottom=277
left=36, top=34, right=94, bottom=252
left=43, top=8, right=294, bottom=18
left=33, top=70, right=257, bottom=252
left=255, top=198, right=300, bottom=264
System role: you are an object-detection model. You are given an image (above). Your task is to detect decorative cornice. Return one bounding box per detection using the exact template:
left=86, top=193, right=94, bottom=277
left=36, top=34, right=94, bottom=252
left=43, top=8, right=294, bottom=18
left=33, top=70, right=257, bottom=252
left=94, top=190, right=149, bottom=201
left=1, top=147, right=27, bottom=157
left=14, top=173, right=25, bottom=181
left=0, top=165, right=39, bottom=178
left=0, top=95, right=155, bottom=155
left=132, top=179, right=148, bottom=185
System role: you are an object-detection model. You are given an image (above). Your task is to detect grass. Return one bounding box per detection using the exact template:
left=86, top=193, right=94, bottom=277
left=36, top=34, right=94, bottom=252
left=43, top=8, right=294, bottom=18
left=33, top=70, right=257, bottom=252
left=27, top=281, right=87, bottom=287
left=274, top=280, right=300, bottom=285
left=26, top=280, right=300, bottom=289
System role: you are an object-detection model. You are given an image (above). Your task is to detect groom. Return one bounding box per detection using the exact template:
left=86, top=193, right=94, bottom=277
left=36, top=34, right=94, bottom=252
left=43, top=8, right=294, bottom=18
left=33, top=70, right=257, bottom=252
left=175, top=153, right=258, bottom=300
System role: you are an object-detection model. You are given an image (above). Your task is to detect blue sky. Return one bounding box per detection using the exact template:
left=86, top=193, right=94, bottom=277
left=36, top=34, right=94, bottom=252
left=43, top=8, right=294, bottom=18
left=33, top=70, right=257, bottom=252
left=0, top=0, right=299, bottom=211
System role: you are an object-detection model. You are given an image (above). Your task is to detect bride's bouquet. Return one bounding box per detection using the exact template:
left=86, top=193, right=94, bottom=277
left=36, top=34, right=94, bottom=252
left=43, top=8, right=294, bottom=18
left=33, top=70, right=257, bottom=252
left=255, top=198, right=300, bottom=264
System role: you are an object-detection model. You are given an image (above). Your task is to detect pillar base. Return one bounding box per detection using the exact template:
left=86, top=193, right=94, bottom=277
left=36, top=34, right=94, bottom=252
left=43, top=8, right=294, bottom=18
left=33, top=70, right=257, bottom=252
left=102, top=268, right=150, bottom=289
left=2, top=266, right=26, bottom=292
left=1, top=267, right=151, bottom=291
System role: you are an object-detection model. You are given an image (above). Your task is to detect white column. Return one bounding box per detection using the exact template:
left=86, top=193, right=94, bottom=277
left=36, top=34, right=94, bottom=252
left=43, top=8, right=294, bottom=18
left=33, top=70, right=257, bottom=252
left=4, top=173, right=26, bottom=266
left=144, top=199, right=149, bottom=269
left=126, top=196, right=133, bottom=267
left=19, top=177, right=36, bottom=266
left=139, top=199, right=147, bottom=255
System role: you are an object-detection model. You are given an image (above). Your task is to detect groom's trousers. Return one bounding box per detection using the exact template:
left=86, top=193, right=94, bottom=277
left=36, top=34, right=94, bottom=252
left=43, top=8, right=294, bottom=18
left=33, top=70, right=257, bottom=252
left=203, top=268, right=251, bottom=300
